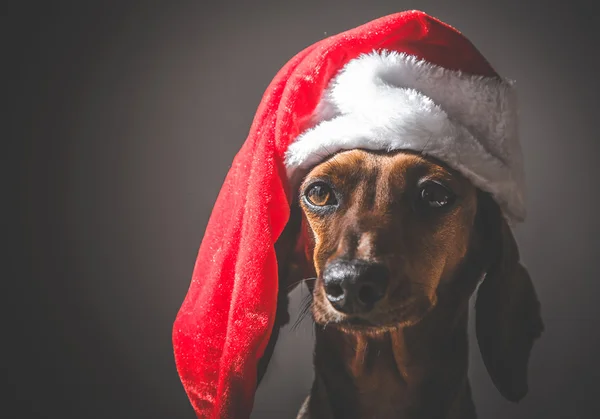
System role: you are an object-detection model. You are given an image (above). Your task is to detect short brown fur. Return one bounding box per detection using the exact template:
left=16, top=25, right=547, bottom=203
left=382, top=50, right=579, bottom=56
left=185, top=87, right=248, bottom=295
left=260, top=149, right=543, bottom=419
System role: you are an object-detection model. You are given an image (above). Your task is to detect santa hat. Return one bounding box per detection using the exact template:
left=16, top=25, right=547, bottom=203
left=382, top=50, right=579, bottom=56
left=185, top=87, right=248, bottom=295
left=173, top=10, right=525, bottom=418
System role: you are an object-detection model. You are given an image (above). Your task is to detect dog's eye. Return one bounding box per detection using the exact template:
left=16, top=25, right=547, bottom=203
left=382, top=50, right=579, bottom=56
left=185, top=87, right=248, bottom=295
left=305, top=183, right=337, bottom=207
left=419, top=181, right=455, bottom=209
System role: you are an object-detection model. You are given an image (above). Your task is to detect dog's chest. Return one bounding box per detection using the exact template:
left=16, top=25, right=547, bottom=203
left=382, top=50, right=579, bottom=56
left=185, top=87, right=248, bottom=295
left=354, top=371, right=410, bottom=418
left=346, top=340, right=418, bottom=418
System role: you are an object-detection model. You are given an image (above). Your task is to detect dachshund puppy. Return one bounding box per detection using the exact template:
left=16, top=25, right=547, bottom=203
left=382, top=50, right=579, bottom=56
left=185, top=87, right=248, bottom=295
left=262, top=149, right=543, bottom=419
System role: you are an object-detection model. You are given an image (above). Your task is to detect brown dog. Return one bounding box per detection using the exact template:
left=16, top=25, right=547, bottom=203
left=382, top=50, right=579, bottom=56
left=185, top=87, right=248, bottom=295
left=259, top=148, right=543, bottom=419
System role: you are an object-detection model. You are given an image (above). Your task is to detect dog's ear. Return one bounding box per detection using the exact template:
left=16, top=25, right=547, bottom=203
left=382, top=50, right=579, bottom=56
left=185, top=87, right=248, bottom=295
left=257, top=200, right=312, bottom=386
left=475, top=193, right=544, bottom=402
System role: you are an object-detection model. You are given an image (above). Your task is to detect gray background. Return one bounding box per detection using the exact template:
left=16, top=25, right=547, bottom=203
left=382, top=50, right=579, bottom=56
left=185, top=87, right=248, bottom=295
left=13, top=0, right=599, bottom=418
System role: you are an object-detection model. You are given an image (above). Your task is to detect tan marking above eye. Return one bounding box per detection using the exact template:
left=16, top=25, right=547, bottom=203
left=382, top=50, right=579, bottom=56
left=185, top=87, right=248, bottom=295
left=306, top=183, right=335, bottom=206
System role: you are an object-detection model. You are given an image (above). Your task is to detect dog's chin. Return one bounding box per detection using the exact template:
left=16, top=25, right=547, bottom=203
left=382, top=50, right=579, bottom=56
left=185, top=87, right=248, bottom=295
left=335, top=318, right=400, bottom=335
left=312, top=299, right=435, bottom=335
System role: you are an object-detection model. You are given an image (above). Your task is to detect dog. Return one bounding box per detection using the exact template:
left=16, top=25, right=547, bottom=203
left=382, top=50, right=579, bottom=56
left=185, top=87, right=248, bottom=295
left=257, top=148, right=543, bottom=419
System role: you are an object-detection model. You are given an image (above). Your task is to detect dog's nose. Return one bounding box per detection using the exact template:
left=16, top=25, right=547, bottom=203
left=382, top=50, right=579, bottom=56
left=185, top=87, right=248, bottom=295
left=322, top=260, right=390, bottom=314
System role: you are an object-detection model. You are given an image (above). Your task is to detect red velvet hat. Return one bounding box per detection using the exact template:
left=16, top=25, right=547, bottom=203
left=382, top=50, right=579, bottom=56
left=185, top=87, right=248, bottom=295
left=173, top=10, right=525, bottom=418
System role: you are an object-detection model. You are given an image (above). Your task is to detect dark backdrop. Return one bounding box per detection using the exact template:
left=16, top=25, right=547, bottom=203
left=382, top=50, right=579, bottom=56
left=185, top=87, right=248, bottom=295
left=11, top=1, right=600, bottom=418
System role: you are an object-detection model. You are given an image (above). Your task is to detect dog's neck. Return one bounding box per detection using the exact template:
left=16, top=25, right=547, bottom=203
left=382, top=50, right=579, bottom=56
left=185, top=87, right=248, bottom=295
left=308, top=286, right=478, bottom=419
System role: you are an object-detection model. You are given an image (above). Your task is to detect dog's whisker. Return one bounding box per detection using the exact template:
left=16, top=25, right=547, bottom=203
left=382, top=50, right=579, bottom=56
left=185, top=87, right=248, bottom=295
left=287, top=277, right=316, bottom=291
left=315, top=145, right=337, bottom=165
left=291, top=291, right=314, bottom=331
left=419, top=134, right=434, bottom=156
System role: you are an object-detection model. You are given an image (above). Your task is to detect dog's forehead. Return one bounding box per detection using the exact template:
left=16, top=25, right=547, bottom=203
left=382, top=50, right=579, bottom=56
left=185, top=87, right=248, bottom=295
left=305, top=149, right=451, bottom=182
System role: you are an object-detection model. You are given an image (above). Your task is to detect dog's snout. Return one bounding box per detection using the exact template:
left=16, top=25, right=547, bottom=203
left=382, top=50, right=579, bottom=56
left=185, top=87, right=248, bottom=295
left=322, top=260, right=390, bottom=314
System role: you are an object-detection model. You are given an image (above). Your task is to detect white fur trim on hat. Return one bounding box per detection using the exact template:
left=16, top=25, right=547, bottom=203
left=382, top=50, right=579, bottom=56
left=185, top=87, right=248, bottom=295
left=284, top=50, right=526, bottom=223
